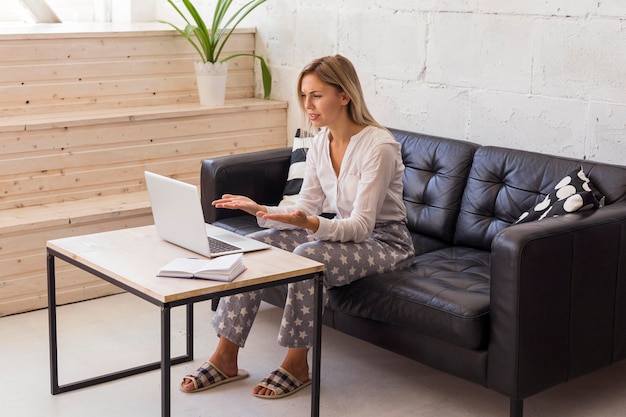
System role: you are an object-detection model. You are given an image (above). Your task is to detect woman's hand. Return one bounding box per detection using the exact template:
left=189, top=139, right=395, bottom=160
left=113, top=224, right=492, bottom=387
left=212, top=194, right=266, bottom=217
left=259, top=209, right=320, bottom=232
left=213, top=195, right=320, bottom=232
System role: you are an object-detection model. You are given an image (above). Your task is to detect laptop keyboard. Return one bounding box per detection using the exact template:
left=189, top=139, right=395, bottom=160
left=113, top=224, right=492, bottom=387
left=208, top=236, right=241, bottom=254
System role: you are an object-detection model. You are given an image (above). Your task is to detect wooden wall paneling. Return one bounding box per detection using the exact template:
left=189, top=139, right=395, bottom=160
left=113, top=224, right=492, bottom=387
left=0, top=26, right=288, bottom=316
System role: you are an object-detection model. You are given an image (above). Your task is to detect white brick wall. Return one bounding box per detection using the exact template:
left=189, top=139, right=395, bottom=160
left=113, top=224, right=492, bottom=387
left=480, top=0, right=597, bottom=16
left=469, top=91, right=589, bottom=157
left=236, top=0, right=626, bottom=165
left=533, top=18, right=626, bottom=103
left=426, top=13, right=534, bottom=93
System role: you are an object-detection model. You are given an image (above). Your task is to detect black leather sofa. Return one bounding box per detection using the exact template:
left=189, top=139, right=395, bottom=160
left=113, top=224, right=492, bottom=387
left=200, top=128, right=626, bottom=417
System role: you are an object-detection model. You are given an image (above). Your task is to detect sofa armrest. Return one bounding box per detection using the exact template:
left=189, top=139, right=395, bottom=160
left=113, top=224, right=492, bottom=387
left=487, top=202, right=626, bottom=399
left=200, top=148, right=292, bottom=223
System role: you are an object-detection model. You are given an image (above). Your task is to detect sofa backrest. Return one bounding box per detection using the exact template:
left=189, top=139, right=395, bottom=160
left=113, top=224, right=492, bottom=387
left=390, top=128, right=479, bottom=253
left=455, top=145, right=626, bottom=250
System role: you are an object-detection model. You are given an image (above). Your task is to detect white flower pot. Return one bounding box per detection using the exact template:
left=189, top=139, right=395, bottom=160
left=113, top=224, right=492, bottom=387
left=194, top=61, right=228, bottom=106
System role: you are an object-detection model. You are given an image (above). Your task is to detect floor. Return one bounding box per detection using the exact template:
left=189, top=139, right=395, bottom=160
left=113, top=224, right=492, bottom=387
left=1, top=293, right=625, bottom=417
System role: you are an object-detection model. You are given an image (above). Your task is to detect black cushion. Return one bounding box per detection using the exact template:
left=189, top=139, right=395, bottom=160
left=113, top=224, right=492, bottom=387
left=391, top=128, right=479, bottom=245
left=213, top=216, right=263, bottom=236
left=328, top=246, right=491, bottom=349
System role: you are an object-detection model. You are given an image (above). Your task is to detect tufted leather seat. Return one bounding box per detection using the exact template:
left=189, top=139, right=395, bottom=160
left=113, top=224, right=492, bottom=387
left=329, top=247, right=491, bottom=349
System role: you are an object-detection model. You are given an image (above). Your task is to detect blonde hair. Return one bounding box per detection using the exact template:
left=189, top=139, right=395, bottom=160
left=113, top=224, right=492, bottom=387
left=297, top=55, right=384, bottom=132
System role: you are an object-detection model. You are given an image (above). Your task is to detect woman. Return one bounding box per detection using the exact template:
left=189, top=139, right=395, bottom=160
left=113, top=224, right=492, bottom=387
left=180, top=54, right=414, bottom=398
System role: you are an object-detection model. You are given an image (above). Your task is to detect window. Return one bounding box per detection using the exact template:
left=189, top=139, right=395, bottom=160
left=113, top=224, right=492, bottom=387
left=1, top=0, right=155, bottom=23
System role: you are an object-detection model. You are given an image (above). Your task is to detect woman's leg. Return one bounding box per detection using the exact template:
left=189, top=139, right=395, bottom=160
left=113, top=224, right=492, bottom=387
left=206, top=228, right=312, bottom=351
left=255, top=223, right=413, bottom=397
left=245, top=229, right=318, bottom=396
left=180, top=291, right=263, bottom=392
left=277, top=223, right=413, bottom=349
left=185, top=228, right=314, bottom=394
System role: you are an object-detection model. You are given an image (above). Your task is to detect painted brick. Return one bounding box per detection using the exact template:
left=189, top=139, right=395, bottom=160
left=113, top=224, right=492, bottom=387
left=338, top=9, right=427, bottom=81
left=427, top=13, right=534, bottom=94
left=374, top=79, right=470, bottom=140
left=597, top=3, right=626, bottom=17
left=292, top=6, right=340, bottom=62
left=376, top=0, right=477, bottom=13
left=469, top=91, right=588, bottom=158
left=532, top=18, right=626, bottom=103
left=586, top=103, right=626, bottom=165
left=480, top=0, right=597, bottom=16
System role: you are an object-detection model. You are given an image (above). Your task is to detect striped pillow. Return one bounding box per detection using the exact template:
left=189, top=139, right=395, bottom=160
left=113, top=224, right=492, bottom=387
left=279, top=129, right=310, bottom=206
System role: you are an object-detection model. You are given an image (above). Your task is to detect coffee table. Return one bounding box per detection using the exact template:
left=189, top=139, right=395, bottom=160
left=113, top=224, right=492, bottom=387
left=47, top=225, right=325, bottom=417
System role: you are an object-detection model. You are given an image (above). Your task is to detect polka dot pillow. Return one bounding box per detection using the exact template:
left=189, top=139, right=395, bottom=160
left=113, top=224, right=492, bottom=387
left=515, top=166, right=604, bottom=224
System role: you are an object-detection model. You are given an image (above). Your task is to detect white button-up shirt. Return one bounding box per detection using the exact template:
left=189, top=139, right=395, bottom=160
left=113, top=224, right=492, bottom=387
left=259, top=126, right=407, bottom=243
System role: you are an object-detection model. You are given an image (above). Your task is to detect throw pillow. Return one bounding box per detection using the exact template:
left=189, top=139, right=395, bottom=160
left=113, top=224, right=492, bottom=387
left=515, top=166, right=604, bottom=224
left=278, top=129, right=310, bottom=207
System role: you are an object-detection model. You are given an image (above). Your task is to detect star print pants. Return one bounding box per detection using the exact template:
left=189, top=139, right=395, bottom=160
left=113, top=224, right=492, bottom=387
left=211, top=221, right=414, bottom=349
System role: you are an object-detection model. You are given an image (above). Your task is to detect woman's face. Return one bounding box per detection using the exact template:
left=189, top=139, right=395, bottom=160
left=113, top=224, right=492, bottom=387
left=300, top=74, right=349, bottom=129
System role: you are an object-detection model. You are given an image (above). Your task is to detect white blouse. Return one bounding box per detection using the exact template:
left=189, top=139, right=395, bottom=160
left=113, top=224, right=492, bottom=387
left=258, top=125, right=407, bottom=243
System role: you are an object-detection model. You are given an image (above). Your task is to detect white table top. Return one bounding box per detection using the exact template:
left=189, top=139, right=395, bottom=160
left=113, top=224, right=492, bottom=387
left=47, top=225, right=324, bottom=304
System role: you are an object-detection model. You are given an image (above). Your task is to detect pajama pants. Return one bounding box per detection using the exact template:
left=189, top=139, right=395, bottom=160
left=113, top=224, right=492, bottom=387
left=211, top=221, right=414, bottom=349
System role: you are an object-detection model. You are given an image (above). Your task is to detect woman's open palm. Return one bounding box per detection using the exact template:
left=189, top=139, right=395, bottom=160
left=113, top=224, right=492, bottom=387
left=212, top=194, right=264, bottom=216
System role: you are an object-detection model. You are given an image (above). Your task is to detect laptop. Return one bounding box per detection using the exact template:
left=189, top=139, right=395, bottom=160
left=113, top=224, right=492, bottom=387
left=144, top=171, right=271, bottom=257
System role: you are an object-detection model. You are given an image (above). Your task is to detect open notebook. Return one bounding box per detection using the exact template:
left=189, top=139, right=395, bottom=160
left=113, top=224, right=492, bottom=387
left=157, top=253, right=246, bottom=281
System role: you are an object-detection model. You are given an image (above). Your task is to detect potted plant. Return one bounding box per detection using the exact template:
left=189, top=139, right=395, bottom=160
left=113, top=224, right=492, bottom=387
left=160, top=0, right=272, bottom=106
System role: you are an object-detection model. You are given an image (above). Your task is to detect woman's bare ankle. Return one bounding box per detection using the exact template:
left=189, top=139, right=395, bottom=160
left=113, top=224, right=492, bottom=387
left=210, top=337, right=241, bottom=377
left=280, top=348, right=310, bottom=382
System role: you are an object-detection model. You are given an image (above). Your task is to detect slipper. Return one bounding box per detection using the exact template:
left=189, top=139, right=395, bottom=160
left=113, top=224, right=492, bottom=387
left=180, top=360, right=249, bottom=393
left=253, top=367, right=312, bottom=399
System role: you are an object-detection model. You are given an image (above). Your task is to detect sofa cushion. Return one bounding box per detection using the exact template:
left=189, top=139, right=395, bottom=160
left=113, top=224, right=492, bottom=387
left=328, top=246, right=491, bottom=349
left=515, top=166, right=603, bottom=223
left=213, top=215, right=263, bottom=236
left=390, top=129, right=479, bottom=247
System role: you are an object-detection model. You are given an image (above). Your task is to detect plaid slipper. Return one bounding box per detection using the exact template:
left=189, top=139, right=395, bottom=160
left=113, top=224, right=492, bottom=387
left=180, top=360, right=249, bottom=393
left=253, top=366, right=312, bottom=399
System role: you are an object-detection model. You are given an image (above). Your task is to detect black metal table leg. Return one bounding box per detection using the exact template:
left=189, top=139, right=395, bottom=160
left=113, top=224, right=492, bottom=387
left=161, top=306, right=171, bottom=417
left=510, top=398, right=523, bottom=417
left=186, top=303, right=194, bottom=359
left=311, top=273, right=323, bottom=417
left=47, top=253, right=60, bottom=395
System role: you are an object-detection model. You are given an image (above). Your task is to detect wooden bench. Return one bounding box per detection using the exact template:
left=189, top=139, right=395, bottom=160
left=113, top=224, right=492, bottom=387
left=0, top=23, right=288, bottom=316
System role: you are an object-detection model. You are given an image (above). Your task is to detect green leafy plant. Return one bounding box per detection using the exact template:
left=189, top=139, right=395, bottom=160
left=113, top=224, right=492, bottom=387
left=160, top=0, right=272, bottom=98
